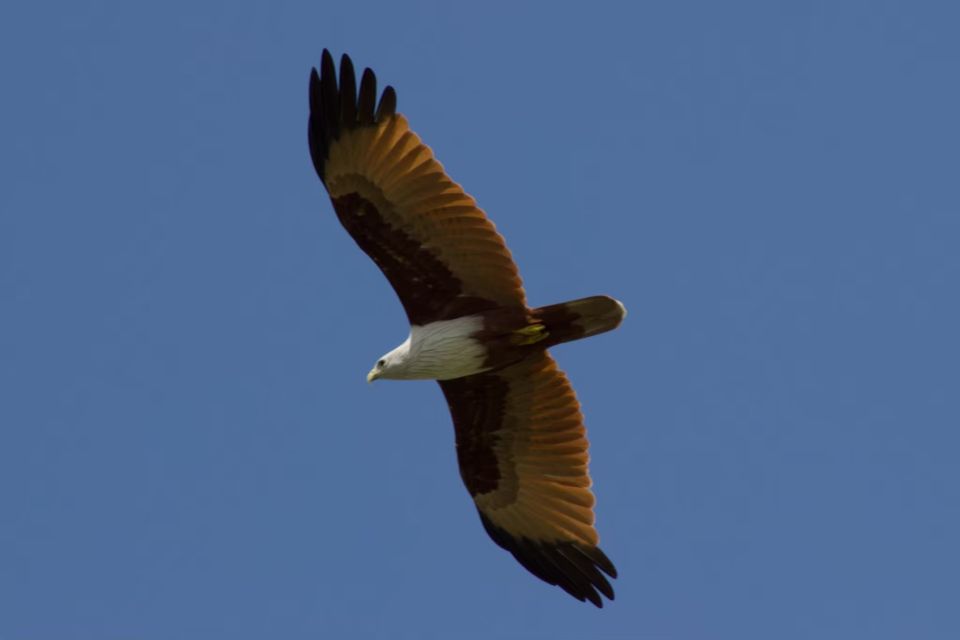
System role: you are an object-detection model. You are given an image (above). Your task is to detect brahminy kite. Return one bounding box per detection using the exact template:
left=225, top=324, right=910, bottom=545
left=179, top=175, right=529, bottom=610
left=307, top=50, right=626, bottom=607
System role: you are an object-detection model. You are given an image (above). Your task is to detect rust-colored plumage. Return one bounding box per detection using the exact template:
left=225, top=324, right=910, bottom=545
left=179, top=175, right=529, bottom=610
left=308, top=52, right=524, bottom=325
left=308, top=50, right=623, bottom=607
left=440, top=352, right=616, bottom=605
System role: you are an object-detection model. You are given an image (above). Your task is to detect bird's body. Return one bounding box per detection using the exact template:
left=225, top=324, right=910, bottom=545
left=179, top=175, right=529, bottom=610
left=372, top=298, right=628, bottom=382
left=308, top=50, right=627, bottom=607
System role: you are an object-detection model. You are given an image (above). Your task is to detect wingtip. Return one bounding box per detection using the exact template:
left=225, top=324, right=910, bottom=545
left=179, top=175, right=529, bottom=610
left=476, top=510, right=617, bottom=607
left=310, top=51, right=400, bottom=181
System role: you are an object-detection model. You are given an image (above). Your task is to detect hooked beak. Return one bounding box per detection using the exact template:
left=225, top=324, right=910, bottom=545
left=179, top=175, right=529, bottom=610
left=366, top=368, right=380, bottom=383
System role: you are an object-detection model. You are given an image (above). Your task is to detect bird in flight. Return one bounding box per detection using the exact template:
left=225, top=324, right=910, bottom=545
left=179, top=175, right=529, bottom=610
left=307, top=50, right=626, bottom=607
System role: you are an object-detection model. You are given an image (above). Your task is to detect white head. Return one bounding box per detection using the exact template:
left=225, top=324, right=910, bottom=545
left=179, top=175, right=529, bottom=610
left=366, top=338, right=411, bottom=382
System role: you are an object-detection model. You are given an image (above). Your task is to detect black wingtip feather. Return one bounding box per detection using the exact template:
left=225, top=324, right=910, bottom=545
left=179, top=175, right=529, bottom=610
left=307, top=51, right=398, bottom=182
left=376, top=85, right=397, bottom=120
left=339, top=54, right=357, bottom=126
left=358, top=68, right=377, bottom=125
left=320, top=50, right=338, bottom=133
left=478, top=510, right=617, bottom=608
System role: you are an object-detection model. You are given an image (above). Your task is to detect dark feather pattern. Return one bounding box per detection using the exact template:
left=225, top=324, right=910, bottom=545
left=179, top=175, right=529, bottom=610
left=479, top=511, right=616, bottom=608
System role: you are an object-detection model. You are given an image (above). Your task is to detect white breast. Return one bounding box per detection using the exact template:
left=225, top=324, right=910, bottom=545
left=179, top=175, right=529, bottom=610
left=404, top=316, right=489, bottom=380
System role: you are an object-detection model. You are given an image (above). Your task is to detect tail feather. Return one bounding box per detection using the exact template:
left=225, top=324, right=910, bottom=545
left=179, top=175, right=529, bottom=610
left=531, top=296, right=627, bottom=348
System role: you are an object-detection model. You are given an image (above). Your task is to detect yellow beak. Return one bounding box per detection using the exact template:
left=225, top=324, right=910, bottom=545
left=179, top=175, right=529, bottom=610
left=366, top=368, right=379, bottom=383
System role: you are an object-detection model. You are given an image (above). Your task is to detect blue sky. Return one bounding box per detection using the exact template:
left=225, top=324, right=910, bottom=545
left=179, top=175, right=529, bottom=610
left=2, top=1, right=958, bottom=638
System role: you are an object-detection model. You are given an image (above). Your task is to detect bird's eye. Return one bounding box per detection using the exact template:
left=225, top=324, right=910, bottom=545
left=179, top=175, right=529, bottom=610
left=377, top=359, right=385, bottom=368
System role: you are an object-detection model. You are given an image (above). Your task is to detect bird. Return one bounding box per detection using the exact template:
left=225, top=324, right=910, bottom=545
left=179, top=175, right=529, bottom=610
left=307, top=50, right=627, bottom=607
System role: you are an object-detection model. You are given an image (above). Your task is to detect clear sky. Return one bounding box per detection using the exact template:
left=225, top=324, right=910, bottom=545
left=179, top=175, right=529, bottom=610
left=2, top=1, right=958, bottom=638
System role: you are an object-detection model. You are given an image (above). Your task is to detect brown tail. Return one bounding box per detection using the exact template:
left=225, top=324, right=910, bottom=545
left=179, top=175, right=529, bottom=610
left=531, top=295, right=627, bottom=348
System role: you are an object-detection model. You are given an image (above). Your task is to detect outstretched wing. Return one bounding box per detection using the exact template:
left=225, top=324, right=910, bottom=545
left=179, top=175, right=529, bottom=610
left=308, top=50, right=526, bottom=325
left=439, top=351, right=617, bottom=607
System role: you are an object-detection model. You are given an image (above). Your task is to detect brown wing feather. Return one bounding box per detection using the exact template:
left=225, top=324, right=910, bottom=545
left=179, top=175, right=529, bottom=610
left=439, top=351, right=617, bottom=607
left=308, top=51, right=526, bottom=325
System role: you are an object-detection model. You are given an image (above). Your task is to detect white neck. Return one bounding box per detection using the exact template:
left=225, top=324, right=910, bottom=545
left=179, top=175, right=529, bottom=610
left=378, top=316, right=488, bottom=381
